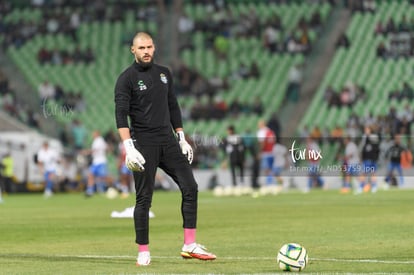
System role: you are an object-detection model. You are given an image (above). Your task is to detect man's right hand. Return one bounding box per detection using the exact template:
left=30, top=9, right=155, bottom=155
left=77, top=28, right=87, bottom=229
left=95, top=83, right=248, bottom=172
left=124, top=139, right=146, bottom=172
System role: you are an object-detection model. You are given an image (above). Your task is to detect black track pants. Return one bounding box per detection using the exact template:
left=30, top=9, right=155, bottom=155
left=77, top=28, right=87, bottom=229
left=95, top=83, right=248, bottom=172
left=132, top=141, right=198, bottom=245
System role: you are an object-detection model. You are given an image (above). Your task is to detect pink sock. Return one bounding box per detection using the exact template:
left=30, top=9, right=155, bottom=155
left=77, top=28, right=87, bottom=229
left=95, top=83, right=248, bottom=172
left=138, top=244, right=149, bottom=252
left=184, top=228, right=196, bottom=245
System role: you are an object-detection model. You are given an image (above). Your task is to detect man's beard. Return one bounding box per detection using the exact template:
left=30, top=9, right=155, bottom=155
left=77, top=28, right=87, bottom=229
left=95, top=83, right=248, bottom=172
left=138, top=56, right=153, bottom=68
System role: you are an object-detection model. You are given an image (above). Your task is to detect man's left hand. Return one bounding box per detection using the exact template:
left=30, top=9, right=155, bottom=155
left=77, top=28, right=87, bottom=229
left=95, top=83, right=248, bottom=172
left=177, top=131, right=193, bottom=164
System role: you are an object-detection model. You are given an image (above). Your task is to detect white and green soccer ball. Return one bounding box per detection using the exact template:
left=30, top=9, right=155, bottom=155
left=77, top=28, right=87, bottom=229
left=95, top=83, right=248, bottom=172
left=276, top=243, right=308, bottom=272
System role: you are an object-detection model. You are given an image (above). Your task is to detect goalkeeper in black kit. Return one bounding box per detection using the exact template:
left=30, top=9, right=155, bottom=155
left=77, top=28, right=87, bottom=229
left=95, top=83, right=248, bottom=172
left=114, top=32, right=216, bottom=266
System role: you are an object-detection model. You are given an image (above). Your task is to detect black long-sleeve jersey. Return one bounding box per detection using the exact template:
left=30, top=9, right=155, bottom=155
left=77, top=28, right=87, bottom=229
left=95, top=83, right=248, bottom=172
left=114, top=62, right=183, bottom=145
left=222, top=134, right=245, bottom=164
left=387, top=142, right=405, bottom=164
left=361, top=134, right=380, bottom=161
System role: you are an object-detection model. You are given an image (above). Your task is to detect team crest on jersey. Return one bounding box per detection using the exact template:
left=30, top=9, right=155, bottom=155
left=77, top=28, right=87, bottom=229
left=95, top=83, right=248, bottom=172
left=160, top=73, right=168, bottom=84
left=137, top=80, right=147, bottom=91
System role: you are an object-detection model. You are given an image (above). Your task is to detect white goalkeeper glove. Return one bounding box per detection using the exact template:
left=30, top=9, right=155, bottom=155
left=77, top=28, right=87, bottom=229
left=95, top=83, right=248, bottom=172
left=177, top=131, right=193, bottom=164
left=123, top=138, right=145, bottom=172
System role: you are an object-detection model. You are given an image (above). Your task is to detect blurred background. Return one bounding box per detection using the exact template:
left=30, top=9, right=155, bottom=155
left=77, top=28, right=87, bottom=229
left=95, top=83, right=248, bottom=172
left=0, top=0, right=414, bottom=194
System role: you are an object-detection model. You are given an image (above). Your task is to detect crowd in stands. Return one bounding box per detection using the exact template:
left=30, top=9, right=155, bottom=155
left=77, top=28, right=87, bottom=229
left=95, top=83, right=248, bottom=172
left=173, top=62, right=229, bottom=98
left=173, top=60, right=259, bottom=98
left=187, top=96, right=264, bottom=121
left=0, top=69, right=40, bottom=128
left=324, top=81, right=367, bottom=108
left=375, top=15, right=414, bottom=36
left=302, top=100, right=413, bottom=149
left=37, top=46, right=95, bottom=65
left=335, top=32, right=351, bottom=49
left=344, top=0, right=376, bottom=13
left=0, top=1, right=159, bottom=51
left=38, top=80, right=86, bottom=114
left=388, top=82, right=414, bottom=102
left=178, top=1, right=329, bottom=57
left=375, top=15, right=414, bottom=59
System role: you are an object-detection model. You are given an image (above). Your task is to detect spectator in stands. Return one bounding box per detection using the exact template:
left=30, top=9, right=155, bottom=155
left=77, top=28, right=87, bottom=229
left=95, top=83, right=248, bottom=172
left=336, top=32, right=350, bottom=48
left=398, top=15, right=411, bottom=33
left=346, top=122, right=361, bottom=139
left=52, top=84, right=64, bottom=103
left=26, top=109, right=40, bottom=128
left=396, top=116, right=412, bottom=140
left=385, top=17, right=397, bottom=34
left=190, top=101, right=205, bottom=120
left=298, top=125, right=310, bottom=139
left=400, top=82, right=414, bottom=100
left=309, top=126, right=322, bottom=141
left=74, top=92, right=86, bottom=112
left=228, top=99, right=243, bottom=117
left=180, top=102, right=191, bottom=121
left=330, top=124, right=344, bottom=144
left=83, top=47, right=95, bottom=64
left=191, top=75, right=210, bottom=99
left=362, top=0, right=376, bottom=13
left=362, top=111, right=378, bottom=128
left=285, top=32, right=302, bottom=54
left=0, top=71, right=8, bottom=92
left=38, top=47, right=51, bottom=64
left=232, top=62, right=251, bottom=80
left=388, top=89, right=400, bottom=101
left=208, top=74, right=229, bottom=91
left=250, top=61, right=260, bottom=79
left=178, top=10, right=194, bottom=45
left=286, top=63, right=303, bottom=102
left=309, top=10, right=322, bottom=31
left=211, top=95, right=228, bottom=119
left=174, top=63, right=195, bottom=95
left=397, top=103, right=413, bottom=123
left=298, top=28, right=312, bottom=54
left=263, top=23, right=280, bottom=53
left=324, top=85, right=340, bottom=107
left=68, top=8, right=81, bottom=42
left=339, top=86, right=352, bottom=107
left=213, top=34, right=229, bottom=59
left=1, top=90, right=17, bottom=116
left=386, top=106, right=400, bottom=135
left=374, top=21, right=384, bottom=36
left=251, top=96, right=264, bottom=116
left=38, top=80, right=56, bottom=102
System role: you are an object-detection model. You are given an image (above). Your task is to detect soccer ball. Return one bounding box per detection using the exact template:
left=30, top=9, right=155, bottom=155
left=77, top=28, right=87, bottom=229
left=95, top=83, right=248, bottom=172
left=276, top=243, right=308, bottom=272
left=106, top=187, right=119, bottom=199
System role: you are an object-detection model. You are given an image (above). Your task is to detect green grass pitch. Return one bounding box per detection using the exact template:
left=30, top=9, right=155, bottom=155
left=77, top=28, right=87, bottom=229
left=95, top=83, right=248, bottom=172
left=0, top=188, right=413, bottom=274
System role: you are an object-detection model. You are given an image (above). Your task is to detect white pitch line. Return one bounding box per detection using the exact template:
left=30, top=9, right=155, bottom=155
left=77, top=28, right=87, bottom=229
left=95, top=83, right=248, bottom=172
left=312, top=257, right=414, bottom=265
left=56, top=254, right=414, bottom=265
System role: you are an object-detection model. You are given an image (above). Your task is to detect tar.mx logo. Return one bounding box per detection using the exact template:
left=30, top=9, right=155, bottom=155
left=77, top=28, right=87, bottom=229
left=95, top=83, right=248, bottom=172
left=289, top=140, right=322, bottom=163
